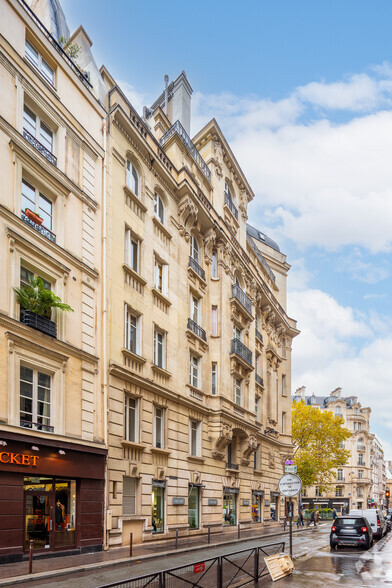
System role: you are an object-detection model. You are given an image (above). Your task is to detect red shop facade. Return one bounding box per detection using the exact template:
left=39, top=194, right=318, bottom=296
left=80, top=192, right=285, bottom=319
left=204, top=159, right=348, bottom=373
left=0, top=431, right=107, bottom=564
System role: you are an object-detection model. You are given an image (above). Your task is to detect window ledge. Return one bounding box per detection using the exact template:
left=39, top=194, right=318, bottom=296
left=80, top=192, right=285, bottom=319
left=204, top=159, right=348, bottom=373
left=121, top=348, right=147, bottom=363
left=151, top=364, right=172, bottom=378
left=124, top=184, right=147, bottom=211
left=123, top=264, right=147, bottom=285
left=187, top=455, right=205, bottom=463
left=226, top=466, right=240, bottom=474
left=152, top=288, right=172, bottom=306
left=253, top=469, right=264, bottom=476
left=151, top=447, right=171, bottom=455
left=121, top=440, right=147, bottom=450
left=152, top=216, right=172, bottom=240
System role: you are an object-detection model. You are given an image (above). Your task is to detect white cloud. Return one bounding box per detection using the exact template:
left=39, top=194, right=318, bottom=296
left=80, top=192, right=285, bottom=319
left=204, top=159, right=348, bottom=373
left=336, top=249, right=389, bottom=284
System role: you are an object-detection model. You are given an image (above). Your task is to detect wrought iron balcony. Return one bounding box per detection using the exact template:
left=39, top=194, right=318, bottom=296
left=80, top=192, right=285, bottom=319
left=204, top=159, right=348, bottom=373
left=20, top=419, right=54, bottom=433
left=23, top=129, right=57, bottom=166
left=357, top=461, right=366, bottom=467
left=189, top=256, right=206, bottom=281
left=232, top=283, right=252, bottom=315
left=256, top=329, right=263, bottom=343
left=224, top=191, right=238, bottom=220
left=187, top=318, right=207, bottom=342
left=255, top=374, right=264, bottom=387
left=357, top=444, right=366, bottom=452
left=160, top=120, right=211, bottom=182
left=226, top=462, right=239, bottom=470
left=21, top=211, right=56, bottom=243
left=231, top=338, right=253, bottom=367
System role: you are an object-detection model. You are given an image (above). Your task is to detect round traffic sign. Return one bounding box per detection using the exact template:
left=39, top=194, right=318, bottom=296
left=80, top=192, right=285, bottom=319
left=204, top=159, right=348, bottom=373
left=278, top=474, right=302, bottom=497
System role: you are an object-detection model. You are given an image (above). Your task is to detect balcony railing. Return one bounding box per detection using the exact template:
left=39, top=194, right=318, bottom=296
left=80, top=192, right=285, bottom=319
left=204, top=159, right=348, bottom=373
left=256, top=329, right=263, bottom=343
left=224, top=191, right=238, bottom=220
left=231, top=338, right=252, bottom=367
left=21, top=211, right=56, bottom=243
left=357, top=461, right=365, bottom=467
left=20, top=419, right=54, bottom=433
left=187, top=318, right=207, bottom=342
left=255, top=374, right=264, bottom=387
left=160, top=120, right=211, bottom=182
left=23, top=129, right=57, bottom=166
left=357, top=444, right=366, bottom=452
left=189, top=256, right=206, bottom=281
left=232, top=283, right=252, bottom=315
left=226, top=462, right=239, bottom=470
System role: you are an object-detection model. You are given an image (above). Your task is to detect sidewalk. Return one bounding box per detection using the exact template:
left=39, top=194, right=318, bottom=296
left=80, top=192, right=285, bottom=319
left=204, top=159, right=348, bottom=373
left=0, top=520, right=325, bottom=586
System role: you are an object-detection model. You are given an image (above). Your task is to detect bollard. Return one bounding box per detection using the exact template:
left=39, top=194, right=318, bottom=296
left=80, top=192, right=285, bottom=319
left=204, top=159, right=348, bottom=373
left=175, top=528, right=179, bottom=549
left=28, top=540, right=33, bottom=574
left=237, top=522, right=240, bottom=539
left=129, top=532, right=133, bottom=557
left=208, top=526, right=211, bottom=544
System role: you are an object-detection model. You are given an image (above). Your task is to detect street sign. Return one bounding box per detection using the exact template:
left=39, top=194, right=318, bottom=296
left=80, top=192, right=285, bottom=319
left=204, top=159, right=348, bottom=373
left=194, top=563, right=205, bottom=573
left=278, top=474, right=302, bottom=497
left=285, top=465, right=297, bottom=474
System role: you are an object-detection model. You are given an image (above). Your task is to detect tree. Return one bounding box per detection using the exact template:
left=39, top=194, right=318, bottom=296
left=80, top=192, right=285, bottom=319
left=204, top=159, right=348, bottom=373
left=292, top=400, right=351, bottom=490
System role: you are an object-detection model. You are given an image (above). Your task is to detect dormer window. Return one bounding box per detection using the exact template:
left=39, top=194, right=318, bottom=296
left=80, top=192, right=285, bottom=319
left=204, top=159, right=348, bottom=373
left=126, top=161, right=139, bottom=196
left=25, top=40, right=55, bottom=86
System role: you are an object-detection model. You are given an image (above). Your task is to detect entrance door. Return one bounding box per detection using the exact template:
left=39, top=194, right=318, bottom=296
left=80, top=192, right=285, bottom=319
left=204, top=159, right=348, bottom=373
left=223, top=493, right=237, bottom=526
left=25, top=492, right=51, bottom=551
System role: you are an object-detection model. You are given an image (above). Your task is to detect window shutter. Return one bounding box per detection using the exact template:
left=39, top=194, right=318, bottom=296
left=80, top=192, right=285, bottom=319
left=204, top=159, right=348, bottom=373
left=123, top=477, right=136, bottom=516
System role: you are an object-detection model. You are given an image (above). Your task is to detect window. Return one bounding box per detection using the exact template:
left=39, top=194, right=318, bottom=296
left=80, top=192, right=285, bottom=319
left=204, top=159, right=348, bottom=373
left=123, top=477, right=137, bottom=516
left=20, top=266, right=51, bottom=291
left=255, top=396, right=260, bottom=420
left=189, top=354, right=199, bottom=388
left=354, top=421, right=362, bottom=431
left=124, top=396, right=139, bottom=443
left=190, top=235, right=199, bottom=264
left=126, top=160, right=139, bottom=195
left=281, top=374, right=286, bottom=396
left=154, top=406, right=164, bottom=449
left=234, top=378, right=242, bottom=406
left=315, top=487, right=322, bottom=497
left=21, top=179, right=53, bottom=230
left=211, top=250, right=218, bottom=278
left=358, top=470, right=364, bottom=479
left=233, top=325, right=242, bottom=341
left=154, top=193, right=165, bottom=224
left=253, top=444, right=261, bottom=470
left=188, top=485, right=199, bottom=529
left=211, top=362, right=217, bottom=395
left=125, top=229, right=140, bottom=272
left=124, top=306, right=141, bottom=355
left=357, top=487, right=363, bottom=498
left=225, top=182, right=235, bottom=204
left=189, top=420, right=201, bottom=456
left=354, top=408, right=358, bottom=415
left=335, top=486, right=343, bottom=497
left=335, top=407, right=342, bottom=416
left=358, top=454, right=364, bottom=465
left=25, top=40, right=55, bottom=85
left=282, top=412, right=286, bottom=434
left=153, top=327, right=166, bottom=369
left=23, top=106, right=54, bottom=153
left=337, top=469, right=344, bottom=481
left=20, top=365, right=51, bottom=431
left=190, top=295, right=201, bottom=325
left=227, top=439, right=236, bottom=466
left=211, top=306, right=218, bottom=336
left=154, top=258, right=168, bottom=295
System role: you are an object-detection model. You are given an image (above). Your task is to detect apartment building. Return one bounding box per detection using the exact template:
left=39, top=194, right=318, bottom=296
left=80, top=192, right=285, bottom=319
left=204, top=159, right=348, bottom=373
left=293, top=387, right=377, bottom=513
left=0, top=0, right=106, bottom=562
left=371, top=437, right=386, bottom=509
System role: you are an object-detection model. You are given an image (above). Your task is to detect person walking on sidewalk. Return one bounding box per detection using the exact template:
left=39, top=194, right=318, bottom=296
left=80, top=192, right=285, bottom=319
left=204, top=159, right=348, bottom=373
left=299, top=509, right=304, bottom=526
left=315, top=510, right=320, bottom=525
left=308, top=509, right=316, bottom=527
left=332, top=507, right=337, bottom=521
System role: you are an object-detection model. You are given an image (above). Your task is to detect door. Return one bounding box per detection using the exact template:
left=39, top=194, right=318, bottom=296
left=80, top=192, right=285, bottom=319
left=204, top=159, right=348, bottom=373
left=25, top=492, right=51, bottom=551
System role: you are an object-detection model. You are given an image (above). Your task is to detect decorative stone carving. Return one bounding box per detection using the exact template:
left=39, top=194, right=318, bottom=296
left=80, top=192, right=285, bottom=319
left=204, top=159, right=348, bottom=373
left=178, top=196, right=198, bottom=241
left=213, top=421, right=233, bottom=459
left=203, top=228, right=216, bottom=263
left=242, top=435, right=257, bottom=462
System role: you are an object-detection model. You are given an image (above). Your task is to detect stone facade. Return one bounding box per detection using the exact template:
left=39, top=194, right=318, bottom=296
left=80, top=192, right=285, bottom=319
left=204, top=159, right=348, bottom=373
left=371, top=437, right=386, bottom=509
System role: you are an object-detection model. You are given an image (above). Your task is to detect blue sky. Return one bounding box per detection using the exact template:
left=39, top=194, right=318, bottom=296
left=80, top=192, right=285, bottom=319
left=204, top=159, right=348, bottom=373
left=64, top=0, right=392, bottom=457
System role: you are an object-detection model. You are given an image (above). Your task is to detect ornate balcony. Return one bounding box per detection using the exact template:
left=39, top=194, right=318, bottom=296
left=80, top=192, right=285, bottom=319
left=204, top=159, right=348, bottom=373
left=20, top=419, right=54, bottom=433
left=20, top=309, right=57, bottom=337
left=160, top=120, right=211, bottom=182
left=21, top=211, right=56, bottom=243
left=232, top=283, right=252, bottom=315
left=23, top=129, right=57, bottom=166
left=188, top=256, right=206, bottom=282
left=187, top=318, right=207, bottom=342
left=255, top=329, right=263, bottom=343
left=231, top=338, right=252, bottom=367
left=357, top=444, right=366, bottom=452
left=224, top=191, right=238, bottom=220
left=255, top=374, right=264, bottom=387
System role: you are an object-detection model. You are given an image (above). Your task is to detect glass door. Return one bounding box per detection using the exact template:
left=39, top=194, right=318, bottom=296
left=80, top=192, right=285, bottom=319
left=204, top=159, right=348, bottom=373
left=54, top=480, right=77, bottom=548
left=25, top=492, right=51, bottom=551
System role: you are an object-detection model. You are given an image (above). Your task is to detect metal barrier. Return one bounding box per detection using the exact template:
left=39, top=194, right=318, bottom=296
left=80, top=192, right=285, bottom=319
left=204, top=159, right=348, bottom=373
left=96, top=541, right=285, bottom=587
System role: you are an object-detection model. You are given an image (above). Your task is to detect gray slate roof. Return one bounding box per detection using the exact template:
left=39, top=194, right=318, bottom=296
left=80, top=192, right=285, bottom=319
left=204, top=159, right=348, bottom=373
left=246, top=224, right=281, bottom=253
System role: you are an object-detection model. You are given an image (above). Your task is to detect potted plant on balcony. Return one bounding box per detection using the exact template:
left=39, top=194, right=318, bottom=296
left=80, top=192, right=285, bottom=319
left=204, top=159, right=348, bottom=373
left=14, top=276, right=73, bottom=337
left=24, top=208, right=43, bottom=226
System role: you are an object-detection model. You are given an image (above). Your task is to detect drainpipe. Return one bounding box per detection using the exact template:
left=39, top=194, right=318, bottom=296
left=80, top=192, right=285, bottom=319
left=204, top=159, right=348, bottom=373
left=164, top=74, right=169, bottom=116
left=102, top=113, right=109, bottom=550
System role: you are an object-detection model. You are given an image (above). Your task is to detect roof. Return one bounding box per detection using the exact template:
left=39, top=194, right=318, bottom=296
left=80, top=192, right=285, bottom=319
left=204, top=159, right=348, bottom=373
left=246, top=224, right=281, bottom=253
left=246, top=232, right=276, bottom=284
left=292, top=395, right=360, bottom=408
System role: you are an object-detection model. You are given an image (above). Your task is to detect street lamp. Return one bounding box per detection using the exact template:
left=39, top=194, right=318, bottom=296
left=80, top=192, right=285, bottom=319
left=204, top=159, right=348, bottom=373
left=386, top=489, right=390, bottom=513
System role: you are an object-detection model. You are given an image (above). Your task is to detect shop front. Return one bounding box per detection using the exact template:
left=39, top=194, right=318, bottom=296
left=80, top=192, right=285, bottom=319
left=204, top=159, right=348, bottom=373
left=270, top=491, right=280, bottom=521
left=0, top=431, right=106, bottom=563
left=152, top=480, right=165, bottom=534
left=223, top=487, right=238, bottom=526
left=252, top=490, right=264, bottom=523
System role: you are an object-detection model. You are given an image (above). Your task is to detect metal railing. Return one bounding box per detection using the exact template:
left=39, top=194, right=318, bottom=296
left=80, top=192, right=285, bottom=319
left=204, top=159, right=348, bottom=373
left=232, top=283, right=252, bottom=315
left=226, top=462, right=239, bottom=470
left=18, top=0, right=92, bottom=89
left=224, top=191, right=238, bottom=220
left=189, top=256, right=206, bottom=281
left=357, top=461, right=366, bottom=466
left=21, top=211, right=56, bottom=242
left=160, top=120, right=211, bottom=182
left=96, top=541, right=285, bottom=588
left=255, top=374, right=264, bottom=387
left=187, top=318, right=207, bottom=342
left=23, top=129, right=57, bottom=165
left=20, top=420, right=54, bottom=433
left=357, top=444, right=366, bottom=452
left=255, top=329, right=263, bottom=343
left=231, top=338, right=253, bottom=367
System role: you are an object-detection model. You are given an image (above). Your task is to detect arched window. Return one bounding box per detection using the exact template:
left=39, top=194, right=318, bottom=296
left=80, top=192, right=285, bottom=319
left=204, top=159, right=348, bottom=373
left=190, top=234, right=199, bottom=264
left=126, top=160, right=139, bottom=196
left=154, top=193, right=165, bottom=224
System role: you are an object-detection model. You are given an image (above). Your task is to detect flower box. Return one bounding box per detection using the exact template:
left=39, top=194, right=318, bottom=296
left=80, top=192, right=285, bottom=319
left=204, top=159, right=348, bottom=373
left=20, top=309, right=57, bottom=337
left=25, top=208, right=43, bottom=225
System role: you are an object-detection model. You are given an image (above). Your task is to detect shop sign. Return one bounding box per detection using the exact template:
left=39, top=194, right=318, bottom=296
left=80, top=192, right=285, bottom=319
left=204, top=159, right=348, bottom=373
left=224, top=487, right=239, bottom=494
left=172, top=497, right=185, bottom=505
left=0, top=452, right=39, bottom=466
left=252, top=490, right=265, bottom=496
left=208, top=499, right=218, bottom=506
left=194, top=563, right=205, bottom=573
left=152, top=480, right=166, bottom=488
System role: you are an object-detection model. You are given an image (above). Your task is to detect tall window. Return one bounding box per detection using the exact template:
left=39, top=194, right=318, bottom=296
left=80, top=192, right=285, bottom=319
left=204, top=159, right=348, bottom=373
left=211, top=362, right=217, bottom=395
left=211, top=250, right=218, bottom=278
left=227, top=440, right=235, bottom=466
left=233, top=325, right=242, bottom=341
left=190, top=295, right=201, bottom=325
left=189, top=354, right=199, bottom=388
left=154, top=258, right=168, bottom=296
left=357, top=487, right=363, bottom=498
left=358, top=470, right=364, bottom=479
left=282, top=338, right=286, bottom=357
left=255, top=396, right=260, bottom=420
left=211, top=306, right=218, bottom=335
left=281, top=374, right=286, bottom=396
left=123, top=477, right=137, bottom=516
left=126, top=160, right=139, bottom=195
left=234, top=378, right=242, bottom=406
left=190, top=235, right=199, bottom=264
left=315, top=487, right=322, bottom=497
left=358, top=454, right=364, bottom=465
left=189, top=420, right=201, bottom=456
left=335, top=407, right=342, bottom=416
left=20, top=266, right=51, bottom=291
left=25, top=40, right=55, bottom=85
left=282, top=412, right=286, bottom=434
left=124, top=396, right=139, bottom=443
left=153, top=327, right=166, bottom=369
left=125, top=229, right=140, bottom=272
left=125, top=306, right=141, bottom=355
left=335, top=486, right=343, bottom=497
left=20, top=365, right=51, bottom=431
left=154, top=193, right=165, bottom=224
left=337, top=468, right=344, bottom=481
left=21, top=179, right=53, bottom=229
left=154, top=406, right=164, bottom=449
left=23, top=106, right=54, bottom=153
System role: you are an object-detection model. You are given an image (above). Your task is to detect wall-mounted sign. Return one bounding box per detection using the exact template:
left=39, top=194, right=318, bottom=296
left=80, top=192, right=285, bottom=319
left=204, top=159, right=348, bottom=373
left=208, top=499, right=218, bottom=506
left=243, top=500, right=250, bottom=506
left=0, top=452, right=39, bottom=466
left=194, top=563, right=205, bottom=573
left=172, top=497, right=185, bottom=505
left=224, top=487, right=239, bottom=494
left=152, top=480, right=166, bottom=488
left=265, top=500, right=270, bottom=506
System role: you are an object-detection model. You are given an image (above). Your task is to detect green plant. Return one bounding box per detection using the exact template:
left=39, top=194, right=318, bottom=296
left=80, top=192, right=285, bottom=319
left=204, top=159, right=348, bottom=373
left=25, top=208, right=42, bottom=219
left=14, top=276, right=73, bottom=318
left=58, top=36, right=81, bottom=61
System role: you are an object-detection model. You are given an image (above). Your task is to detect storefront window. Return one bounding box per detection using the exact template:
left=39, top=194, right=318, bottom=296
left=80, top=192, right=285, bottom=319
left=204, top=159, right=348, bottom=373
left=152, top=485, right=164, bottom=533
left=223, top=492, right=237, bottom=526
left=270, top=496, right=278, bottom=520
left=188, top=486, right=199, bottom=529
left=252, top=492, right=262, bottom=523
left=54, top=480, right=76, bottom=548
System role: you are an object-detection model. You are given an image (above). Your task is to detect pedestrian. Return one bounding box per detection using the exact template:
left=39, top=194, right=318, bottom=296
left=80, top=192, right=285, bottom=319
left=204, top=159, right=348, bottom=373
left=341, top=507, right=346, bottom=516
left=315, top=509, right=320, bottom=525
left=299, top=509, right=304, bottom=526
left=308, top=509, right=316, bottom=527
left=332, top=507, right=337, bottom=520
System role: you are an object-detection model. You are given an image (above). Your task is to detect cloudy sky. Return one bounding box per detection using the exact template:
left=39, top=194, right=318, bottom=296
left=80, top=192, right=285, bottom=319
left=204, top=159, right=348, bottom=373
left=65, top=0, right=392, bottom=458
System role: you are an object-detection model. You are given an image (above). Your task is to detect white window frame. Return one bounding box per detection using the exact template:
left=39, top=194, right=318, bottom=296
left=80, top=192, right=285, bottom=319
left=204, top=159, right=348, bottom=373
left=154, top=257, right=168, bottom=296
left=154, top=193, right=165, bottom=224
left=337, top=469, right=344, bottom=481
left=255, top=396, right=260, bottom=419
left=23, top=105, right=54, bottom=153
left=190, top=234, right=199, bottom=264
left=153, top=327, right=166, bottom=369
left=25, top=40, right=55, bottom=85
left=126, top=160, right=139, bottom=196
left=335, top=486, right=343, bottom=497
left=189, top=354, right=200, bottom=388
left=189, top=419, right=201, bottom=457
left=233, top=325, right=242, bottom=341
left=125, top=228, right=140, bottom=273
left=153, top=406, right=165, bottom=449
left=211, top=250, right=218, bottom=278
left=124, top=395, right=139, bottom=443
left=190, top=294, right=201, bottom=326
left=234, top=378, right=242, bottom=406
left=20, top=364, right=51, bottom=431
left=124, top=305, right=142, bottom=355
left=21, top=178, right=53, bottom=230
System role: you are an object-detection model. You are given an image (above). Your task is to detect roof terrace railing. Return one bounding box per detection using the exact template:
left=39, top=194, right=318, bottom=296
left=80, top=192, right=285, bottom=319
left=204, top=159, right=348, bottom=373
left=160, top=120, right=211, bottom=182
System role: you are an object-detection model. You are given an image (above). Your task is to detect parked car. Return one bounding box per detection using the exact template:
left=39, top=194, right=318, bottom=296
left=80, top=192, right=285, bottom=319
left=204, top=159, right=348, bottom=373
left=386, top=514, right=392, bottom=533
left=349, top=509, right=387, bottom=540
left=330, top=516, right=373, bottom=549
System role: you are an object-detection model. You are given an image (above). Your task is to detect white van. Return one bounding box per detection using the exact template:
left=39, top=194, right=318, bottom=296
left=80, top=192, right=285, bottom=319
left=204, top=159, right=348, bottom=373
left=349, top=509, right=387, bottom=539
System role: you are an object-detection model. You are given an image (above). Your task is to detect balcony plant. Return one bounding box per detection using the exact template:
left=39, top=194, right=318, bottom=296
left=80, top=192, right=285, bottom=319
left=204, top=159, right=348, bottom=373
left=24, top=208, right=43, bottom=226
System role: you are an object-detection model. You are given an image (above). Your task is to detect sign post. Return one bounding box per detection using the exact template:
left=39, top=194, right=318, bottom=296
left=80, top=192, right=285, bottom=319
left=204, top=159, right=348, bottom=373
left=278, top=473, right=302, bottom=557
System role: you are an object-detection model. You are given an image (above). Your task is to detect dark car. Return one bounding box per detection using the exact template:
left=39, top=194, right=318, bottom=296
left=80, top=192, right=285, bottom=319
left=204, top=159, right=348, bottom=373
left=330, top=516, right=373, bottom=550
left=386, top=514, right=392, bottom=533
